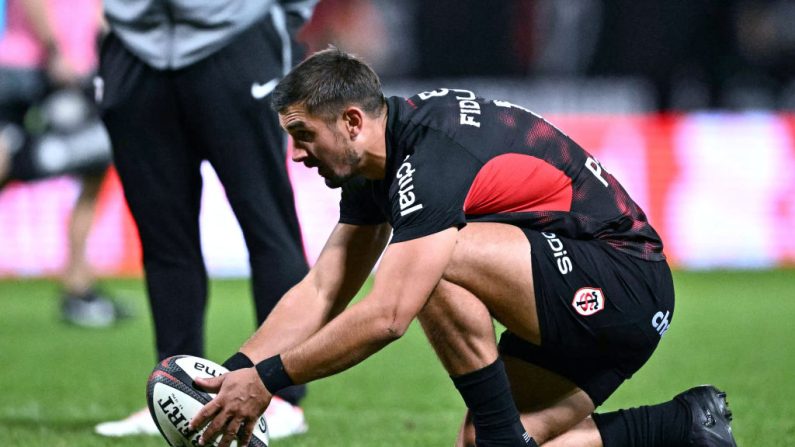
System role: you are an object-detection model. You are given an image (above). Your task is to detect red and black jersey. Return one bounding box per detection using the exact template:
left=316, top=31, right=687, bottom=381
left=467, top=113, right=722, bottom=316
left=339, top=89, right=665, bottom=261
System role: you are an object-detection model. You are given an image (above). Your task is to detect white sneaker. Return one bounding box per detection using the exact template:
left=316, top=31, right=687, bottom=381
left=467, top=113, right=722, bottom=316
left=95, top=408, right=160, bottom=437
left=94, top=399, right=306, bottom=440
left=265, top=396, right=308, bottom=440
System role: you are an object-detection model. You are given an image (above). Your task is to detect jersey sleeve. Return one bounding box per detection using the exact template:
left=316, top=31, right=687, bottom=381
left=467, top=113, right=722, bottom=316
left=388, top=129, right=475, bottom=243
left=339, top=176, right=388, bottom=226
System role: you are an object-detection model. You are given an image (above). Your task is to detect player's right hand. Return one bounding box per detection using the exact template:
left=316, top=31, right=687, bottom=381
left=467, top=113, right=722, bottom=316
left=191, top=368, right=271, bottom=447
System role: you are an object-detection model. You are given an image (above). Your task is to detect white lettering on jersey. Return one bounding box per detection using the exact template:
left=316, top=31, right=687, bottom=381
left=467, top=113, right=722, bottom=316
left=541, top=232, right=573, bottom=274
left=652, top=310, right=671, bottom=336
left=416, top=88, right=481, bottom=128
left=418, top=88, right=449, bottom=100
left=453, top=89, right=481, bottom=128
left=397, top=155, right=423, bottom=216
left=585, top=156, right=609, bottom=187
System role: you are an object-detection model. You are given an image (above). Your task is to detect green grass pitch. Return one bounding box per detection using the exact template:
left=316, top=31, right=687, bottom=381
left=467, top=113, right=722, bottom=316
left=1, top=269, right=793, bottom=446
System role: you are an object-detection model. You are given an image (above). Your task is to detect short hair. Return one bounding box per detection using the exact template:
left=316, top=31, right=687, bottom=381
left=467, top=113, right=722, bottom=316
left=271, top=47, right=386, bottom=121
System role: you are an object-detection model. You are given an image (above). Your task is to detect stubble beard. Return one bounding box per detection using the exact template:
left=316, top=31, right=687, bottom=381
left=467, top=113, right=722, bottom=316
left=324, top=142, right=361, bottom=189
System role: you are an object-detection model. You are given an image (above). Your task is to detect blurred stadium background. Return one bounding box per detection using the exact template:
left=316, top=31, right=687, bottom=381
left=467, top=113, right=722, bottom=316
left=2, top=1, right=795, bottom=446
left=2, top=0, right=795, bottom=274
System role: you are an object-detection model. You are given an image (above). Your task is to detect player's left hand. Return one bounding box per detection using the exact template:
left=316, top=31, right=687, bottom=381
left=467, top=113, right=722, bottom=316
left=190, top=368, right=271, bottom=447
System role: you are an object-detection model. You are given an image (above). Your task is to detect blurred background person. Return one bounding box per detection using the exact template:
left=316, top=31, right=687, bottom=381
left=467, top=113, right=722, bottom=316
left=728, top=0, right=795, bottom=109
left=92, top=0, right=318, bottom=439
left=0, top=0, right=124, bottom=327
left=586, top=0, right=738, bottom=111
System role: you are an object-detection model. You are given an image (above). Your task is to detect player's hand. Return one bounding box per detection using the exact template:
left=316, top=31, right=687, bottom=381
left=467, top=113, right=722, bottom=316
left=190, top=368, right=271, bottom=447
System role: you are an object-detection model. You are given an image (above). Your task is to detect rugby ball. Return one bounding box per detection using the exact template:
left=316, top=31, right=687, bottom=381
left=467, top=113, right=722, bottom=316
left=146, top=355, right=269, bottom=447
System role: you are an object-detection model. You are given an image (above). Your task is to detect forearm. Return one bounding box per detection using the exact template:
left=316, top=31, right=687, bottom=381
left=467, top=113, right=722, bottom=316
left=282, top=296, right=405, bottom=385
left=240, top=274, right=340, bottom=362
left=272, top=228, right=459, bottom=385
left=239, top=223, right=390, bottom=362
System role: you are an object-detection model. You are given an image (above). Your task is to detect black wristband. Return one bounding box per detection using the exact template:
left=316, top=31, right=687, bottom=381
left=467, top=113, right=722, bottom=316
left=255, top=355, right=295, bottom=394
left=221, top=352, right=254, bottom=371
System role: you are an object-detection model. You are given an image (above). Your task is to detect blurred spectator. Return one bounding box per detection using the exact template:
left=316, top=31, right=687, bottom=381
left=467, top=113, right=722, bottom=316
left=414, top=0, right=533, bottom=77
left=588, top=0, right=738, bottom=111
left=530, top=0, right=602, bottom=77
left=0, top=0, right=124, bottom=327
left=301, top=0, right=386, bottom=64
left=730, top=0, right=795, bottom=109
left=300, top=0, right=413, bottom=76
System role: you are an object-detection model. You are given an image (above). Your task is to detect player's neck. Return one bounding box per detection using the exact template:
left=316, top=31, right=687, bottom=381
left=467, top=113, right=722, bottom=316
left=358, top=108, right=388, bottom=180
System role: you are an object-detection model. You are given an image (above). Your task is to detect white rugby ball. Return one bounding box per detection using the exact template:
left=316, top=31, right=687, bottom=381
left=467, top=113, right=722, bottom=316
left=146, top=355, right=269, bottom=447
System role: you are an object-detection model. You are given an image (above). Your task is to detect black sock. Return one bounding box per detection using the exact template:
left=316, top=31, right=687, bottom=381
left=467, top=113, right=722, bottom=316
left=593, top=399, right=690, bottom=447
left=452, top=359, right=536, bottom=447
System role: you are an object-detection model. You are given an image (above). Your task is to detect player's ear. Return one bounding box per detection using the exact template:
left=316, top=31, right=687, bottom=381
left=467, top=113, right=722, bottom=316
left=342, top=107, right=364, bottom=140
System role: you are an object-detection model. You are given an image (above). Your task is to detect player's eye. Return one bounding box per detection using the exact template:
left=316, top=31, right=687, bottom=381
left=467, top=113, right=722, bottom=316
left=294, top=131, right=314, bottom=142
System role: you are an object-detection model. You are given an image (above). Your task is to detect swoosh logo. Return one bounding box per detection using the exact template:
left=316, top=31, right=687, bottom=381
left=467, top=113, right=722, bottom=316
left=251, top=78, right=279, bottom=99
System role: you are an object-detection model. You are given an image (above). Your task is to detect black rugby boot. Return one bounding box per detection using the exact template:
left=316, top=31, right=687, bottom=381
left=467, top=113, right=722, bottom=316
left=675, top=385, right=737, bottom=447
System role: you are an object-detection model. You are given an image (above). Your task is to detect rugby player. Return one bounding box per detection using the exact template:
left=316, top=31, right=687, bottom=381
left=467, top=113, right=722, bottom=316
left=190, top=48, right=738, bottom=447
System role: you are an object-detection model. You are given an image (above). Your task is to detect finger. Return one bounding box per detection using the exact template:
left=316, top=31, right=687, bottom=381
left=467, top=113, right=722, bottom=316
left=215, top=417, right=244, bottom=447
left=200, top=412, right=231, bottom=446
left=194, top=375, right=225, bottom=392
left=189, top=399, right=220, bottom=432
left=238, top=418, right=256, bottom=446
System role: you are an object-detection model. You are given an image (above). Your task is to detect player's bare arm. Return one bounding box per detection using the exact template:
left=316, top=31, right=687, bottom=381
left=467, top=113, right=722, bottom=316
left=284, top=227, right=458, bottom=383
left=241, top=222, right=391, bottom=361
left=188, top=222, right=388, bottom=444
left=191, top=227, right=458, bottom=447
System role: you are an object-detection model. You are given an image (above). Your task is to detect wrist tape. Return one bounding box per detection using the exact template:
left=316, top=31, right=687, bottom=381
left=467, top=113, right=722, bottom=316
left=221, top=352, right=254, bottom=371
left=256, top=355, right=295, bottom=394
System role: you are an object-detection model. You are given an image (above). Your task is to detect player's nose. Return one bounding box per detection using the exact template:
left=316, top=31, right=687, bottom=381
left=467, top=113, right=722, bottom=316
left=291, top=144, right=308, bottom=162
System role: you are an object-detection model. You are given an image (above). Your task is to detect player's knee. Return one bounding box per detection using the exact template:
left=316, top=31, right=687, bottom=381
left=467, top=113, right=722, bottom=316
left=428, top=278, right=457, bottom=301
left=420, top=280, right=456, bottom=326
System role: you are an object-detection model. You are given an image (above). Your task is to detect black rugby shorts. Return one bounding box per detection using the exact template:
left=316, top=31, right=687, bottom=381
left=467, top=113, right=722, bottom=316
left=498, top=229, right=675, bottom=407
